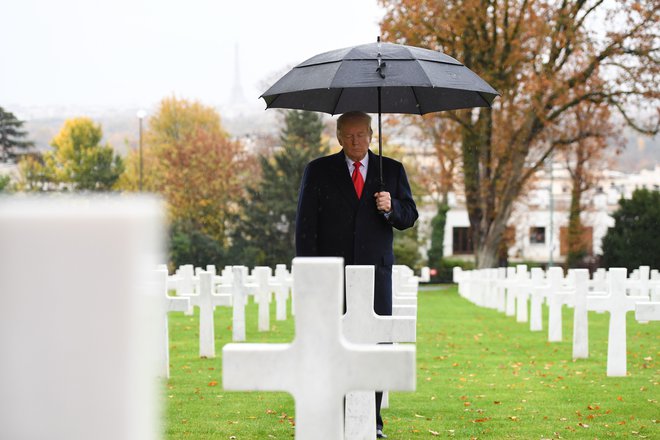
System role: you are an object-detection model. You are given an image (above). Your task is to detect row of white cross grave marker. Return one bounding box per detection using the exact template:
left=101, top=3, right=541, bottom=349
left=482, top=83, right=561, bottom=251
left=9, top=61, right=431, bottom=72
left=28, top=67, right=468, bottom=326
left=453, top=264, right=660, bottom=377
left=156, top=260, right=425, bottom=439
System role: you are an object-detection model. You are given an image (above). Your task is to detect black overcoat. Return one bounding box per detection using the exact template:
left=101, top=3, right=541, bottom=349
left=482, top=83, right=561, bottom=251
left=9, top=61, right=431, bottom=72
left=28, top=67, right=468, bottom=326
left=295, top=149, right=418, bottom=315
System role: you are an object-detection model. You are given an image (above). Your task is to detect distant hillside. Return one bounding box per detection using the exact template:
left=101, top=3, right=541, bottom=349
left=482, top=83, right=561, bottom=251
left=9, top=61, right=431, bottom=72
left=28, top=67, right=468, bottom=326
left=20, top=104, right=277, bottom=157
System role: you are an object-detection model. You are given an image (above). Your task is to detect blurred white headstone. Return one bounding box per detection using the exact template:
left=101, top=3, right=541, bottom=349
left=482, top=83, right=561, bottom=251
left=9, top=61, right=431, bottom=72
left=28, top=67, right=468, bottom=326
left=0, top=195, right=165, bottom=440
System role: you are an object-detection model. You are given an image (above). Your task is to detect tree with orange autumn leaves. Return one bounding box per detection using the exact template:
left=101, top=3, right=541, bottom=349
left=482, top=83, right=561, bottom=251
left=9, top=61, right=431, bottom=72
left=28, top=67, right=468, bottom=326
left=559, top=97, right=619, bottom=267
left=379, top=0, right=659, bottom=267
left=119, top=97, right=254, bottom=262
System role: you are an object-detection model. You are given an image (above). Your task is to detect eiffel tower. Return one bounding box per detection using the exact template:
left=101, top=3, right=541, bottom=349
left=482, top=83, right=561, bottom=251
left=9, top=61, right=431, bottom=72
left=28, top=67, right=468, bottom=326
left=229, top=43, right=247, bottom=106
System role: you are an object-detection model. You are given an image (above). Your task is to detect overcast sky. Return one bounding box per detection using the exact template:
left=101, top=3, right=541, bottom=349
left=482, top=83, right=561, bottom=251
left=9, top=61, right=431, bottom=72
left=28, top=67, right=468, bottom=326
left=1, top=0, right=384, bottom=109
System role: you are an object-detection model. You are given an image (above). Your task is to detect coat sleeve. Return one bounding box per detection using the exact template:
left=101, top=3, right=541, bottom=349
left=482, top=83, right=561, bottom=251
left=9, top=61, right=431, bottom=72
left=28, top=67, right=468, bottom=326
left=387, top=162, right=418, bottom=231
left=295, top=164, right=319, bottom=256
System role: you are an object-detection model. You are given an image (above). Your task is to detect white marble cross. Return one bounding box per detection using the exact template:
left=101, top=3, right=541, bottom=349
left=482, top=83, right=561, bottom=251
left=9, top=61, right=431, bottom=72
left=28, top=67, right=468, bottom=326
left=494, top=267, right=507, bottom=313
left=529, top=267, right=545, bottom=331
left=590, top=268, right=607, bottom=292
left=177, top=264, right=196, bottom=294
left=252, top=266, right=274, bottom=332
left=587, top=268, right=648, bottom=376
left=226, top=266, right=254, bottom=342
left=167, top=264, right=197, bottom=315
left=343, top=265, right=417, bottom=344
left=419, top=266, right=431, bottom=283
left=627, top=266, right=650, bottom=297
left=545, top=267, right=573, bottom=342
left=392, top=265, right=418, bottom=307
left=156, top=268, right=190, bottom=378
left=502, top=266, right=518, bottom=317
left=514, top=265, right=531, bottom=323
left=191, top=271, right=231, bottom=358
left=342, top=265, right=417, bottom=439
left=222, top=257, right=416, bottom=439
left=273, top=264, right=292, bottom=321
left=651, top=270, right=660, bottom=301
left=571, top=269, right=591, bottom=359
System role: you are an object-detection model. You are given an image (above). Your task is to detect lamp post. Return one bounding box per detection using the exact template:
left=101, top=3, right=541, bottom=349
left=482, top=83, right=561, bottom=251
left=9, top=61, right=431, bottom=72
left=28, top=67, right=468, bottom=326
left=548, top=149, right=554, bottom=267
left=137, top=110, right=146, bottom=191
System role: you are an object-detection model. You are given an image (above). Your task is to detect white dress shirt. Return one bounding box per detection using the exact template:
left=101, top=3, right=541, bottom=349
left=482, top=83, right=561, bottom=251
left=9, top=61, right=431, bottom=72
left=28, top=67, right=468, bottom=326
left=345, top=153, right=368, bottom=181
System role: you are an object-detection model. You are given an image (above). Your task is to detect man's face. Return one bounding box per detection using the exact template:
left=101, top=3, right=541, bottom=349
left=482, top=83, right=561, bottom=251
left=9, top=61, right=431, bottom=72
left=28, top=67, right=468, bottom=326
left=338, top=118, right=372, bottom=162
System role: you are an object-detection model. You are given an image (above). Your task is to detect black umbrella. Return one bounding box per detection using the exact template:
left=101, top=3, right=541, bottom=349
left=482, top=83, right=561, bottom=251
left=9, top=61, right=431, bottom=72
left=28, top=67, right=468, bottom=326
left=260, top=38, right=499, bottom=187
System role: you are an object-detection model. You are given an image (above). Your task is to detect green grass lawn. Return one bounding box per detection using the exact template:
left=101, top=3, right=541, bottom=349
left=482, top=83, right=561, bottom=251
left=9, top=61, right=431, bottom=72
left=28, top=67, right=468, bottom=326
left=165, top=285, right=659, bottom=439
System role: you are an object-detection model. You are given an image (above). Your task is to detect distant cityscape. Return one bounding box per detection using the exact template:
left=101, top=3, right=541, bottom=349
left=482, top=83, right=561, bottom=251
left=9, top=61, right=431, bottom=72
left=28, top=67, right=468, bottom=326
left=9, top=102, right=659, bottom=174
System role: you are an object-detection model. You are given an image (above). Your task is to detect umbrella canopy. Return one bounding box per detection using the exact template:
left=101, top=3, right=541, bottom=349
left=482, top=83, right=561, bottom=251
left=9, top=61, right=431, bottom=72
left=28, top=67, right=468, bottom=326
left=260, top=39, right=499, bottom=188
left=261, top=41, right=499, bottom=115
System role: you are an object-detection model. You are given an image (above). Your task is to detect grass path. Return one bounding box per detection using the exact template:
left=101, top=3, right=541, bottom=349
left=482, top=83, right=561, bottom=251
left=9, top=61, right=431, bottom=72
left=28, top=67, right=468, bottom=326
left=165, top=285, right=658, bottom=439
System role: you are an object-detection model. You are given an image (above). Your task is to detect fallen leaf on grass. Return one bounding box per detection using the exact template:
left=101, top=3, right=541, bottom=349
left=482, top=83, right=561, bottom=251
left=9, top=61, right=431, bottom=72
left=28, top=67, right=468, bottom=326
left=473, top=418, right=490, bottom=423
left=208, top=381, right=218, bottom=386
left=509, top=416, right=519, bottom=421
left=414, top=414, right=426, bottom=418
left=429, top=429, right=440, bottom=436
left=577, top=423, right=589, bottom=428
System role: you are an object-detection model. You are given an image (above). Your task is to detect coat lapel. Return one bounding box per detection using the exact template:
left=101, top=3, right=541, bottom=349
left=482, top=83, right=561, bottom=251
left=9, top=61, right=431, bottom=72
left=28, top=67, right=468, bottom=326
left=362, top=150, right=381, bottom=202
left=330, top=151, right=360, bottom=209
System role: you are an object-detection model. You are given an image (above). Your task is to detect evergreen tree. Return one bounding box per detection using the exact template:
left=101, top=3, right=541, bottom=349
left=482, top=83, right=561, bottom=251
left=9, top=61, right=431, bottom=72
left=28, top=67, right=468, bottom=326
left=394, top=225, right=422, bottom=270
left=0, top=175, right=10, bottom=192
left=231, top=110, right=327, bottom=267
left=0, top=107, right=34, bottom=162
left=601, top=189, right=660, bottom=271
left=426, top=203, right=449, bottom=270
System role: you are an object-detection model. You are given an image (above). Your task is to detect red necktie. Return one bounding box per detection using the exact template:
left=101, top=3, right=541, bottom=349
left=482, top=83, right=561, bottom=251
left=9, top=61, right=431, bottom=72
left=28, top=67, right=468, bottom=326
left=352, top=161, right=364, bottom=198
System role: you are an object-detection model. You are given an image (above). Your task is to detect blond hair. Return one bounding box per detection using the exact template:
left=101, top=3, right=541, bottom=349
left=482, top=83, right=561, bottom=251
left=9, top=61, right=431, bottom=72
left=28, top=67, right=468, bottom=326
left=336, top=111, right=373, bottom=137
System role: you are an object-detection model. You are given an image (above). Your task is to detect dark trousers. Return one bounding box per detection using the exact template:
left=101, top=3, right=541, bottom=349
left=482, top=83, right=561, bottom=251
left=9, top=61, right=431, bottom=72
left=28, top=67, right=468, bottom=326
left=376, top=391, right=384, bottom=428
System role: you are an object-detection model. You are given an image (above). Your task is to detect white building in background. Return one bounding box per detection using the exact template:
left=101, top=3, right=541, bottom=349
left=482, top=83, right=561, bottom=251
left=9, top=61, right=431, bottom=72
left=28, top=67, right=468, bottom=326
left=438, top=164, right=660, bottom=265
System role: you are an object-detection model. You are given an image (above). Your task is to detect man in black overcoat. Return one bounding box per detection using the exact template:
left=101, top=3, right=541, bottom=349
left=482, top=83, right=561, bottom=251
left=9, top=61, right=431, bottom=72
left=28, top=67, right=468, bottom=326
left=295, top=111, right=418, bottom=438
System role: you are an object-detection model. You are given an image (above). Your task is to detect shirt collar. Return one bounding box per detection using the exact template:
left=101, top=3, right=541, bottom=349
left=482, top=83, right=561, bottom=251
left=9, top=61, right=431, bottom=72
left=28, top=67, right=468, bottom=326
left=344, top=152, right=369, bottom=169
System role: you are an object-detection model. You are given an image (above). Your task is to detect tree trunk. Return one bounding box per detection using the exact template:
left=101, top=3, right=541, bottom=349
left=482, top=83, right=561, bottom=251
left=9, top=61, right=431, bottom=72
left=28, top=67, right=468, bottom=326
left=567, top=160, right=586, bottom=268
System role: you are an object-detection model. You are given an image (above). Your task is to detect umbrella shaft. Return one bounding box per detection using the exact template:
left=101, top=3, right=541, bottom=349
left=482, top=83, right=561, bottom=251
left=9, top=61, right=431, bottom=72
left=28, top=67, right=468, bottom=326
left=378, top=87, right=384, bottom=190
